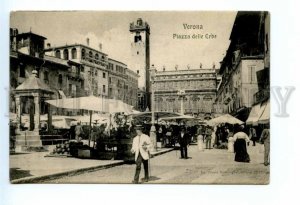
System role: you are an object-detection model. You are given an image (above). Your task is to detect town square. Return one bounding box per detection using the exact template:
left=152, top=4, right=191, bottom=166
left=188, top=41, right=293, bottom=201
left=8, top=11, right=270, bottom=184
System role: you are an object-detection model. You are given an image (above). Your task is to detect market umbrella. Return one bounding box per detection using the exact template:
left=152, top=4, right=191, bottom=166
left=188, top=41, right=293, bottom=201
left=130, top=111, right=184, bottom=125
left=207, top=114, right=244, bottom=126
left=45, top=95, right=106, bottom=112
left=159, top=115, right=195, bottom=121
left=107, top=99, right=134, bottom=114
left=46, top=96, right=134, bottom=146
left=159, top=115, right=198, bottom=126
left=130, top=111, right=182, bottom=120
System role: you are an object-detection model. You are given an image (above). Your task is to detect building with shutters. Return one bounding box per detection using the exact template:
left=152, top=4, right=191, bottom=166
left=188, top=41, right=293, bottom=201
left=107, top=58, right=139, bottom=108
left=215, top=11, right=267, bottom=121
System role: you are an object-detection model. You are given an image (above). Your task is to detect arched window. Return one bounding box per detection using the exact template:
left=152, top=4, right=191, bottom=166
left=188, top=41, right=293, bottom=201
left=63, top=49, right=69, bottom=60
left=95, top=53, right=99, bottom=60
left=81, top=49, right=86, bottom=59
left=55, top=50, right=61, bottom=58
left=89, top=51, right=93, bottom=58
left=88, top=51, right=93, bottom=62
left=44, top=71, right=49, bottom=83
left=71, top=48, right=77, bottom=59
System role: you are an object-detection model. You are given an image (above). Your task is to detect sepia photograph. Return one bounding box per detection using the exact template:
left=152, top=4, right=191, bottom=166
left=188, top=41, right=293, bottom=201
left=9, top=11, right=270, bottom=184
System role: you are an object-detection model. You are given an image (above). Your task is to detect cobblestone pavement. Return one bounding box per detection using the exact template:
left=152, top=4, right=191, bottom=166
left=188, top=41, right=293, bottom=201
left=45, top=144, right=269, bottom=184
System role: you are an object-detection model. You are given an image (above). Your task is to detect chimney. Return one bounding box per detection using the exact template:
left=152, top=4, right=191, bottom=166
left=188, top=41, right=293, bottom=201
left=47, top=43, right=51, bottom=48
left=86, top=38, right=90, bottom=46
left=99, top=43, right=102, bottom=51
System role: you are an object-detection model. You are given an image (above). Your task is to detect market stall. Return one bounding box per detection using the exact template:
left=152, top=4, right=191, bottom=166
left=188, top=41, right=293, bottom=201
left=45, top=95, right=135, bottom=161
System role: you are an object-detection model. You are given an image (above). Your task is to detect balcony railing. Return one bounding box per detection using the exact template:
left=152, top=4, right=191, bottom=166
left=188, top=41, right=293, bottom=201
left=254, top=88, right=270, bottom=104
left=67, top=72, right=84, bottom=80
left=81, top=56, right=107, bottom=68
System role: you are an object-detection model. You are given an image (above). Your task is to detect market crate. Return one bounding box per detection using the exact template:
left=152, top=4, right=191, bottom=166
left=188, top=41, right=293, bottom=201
left=77, top=149, right=92, bottom=159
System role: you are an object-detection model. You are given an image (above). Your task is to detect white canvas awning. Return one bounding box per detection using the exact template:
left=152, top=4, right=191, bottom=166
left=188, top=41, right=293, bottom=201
left=258, top=100, right=270, bottom=124
left=246, top=103, right=266, bottom=126
left=46, top=96, right=133, bottom=114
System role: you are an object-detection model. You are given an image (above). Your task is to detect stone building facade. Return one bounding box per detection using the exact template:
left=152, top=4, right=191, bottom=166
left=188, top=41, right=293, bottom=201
left=215, top=11, right=268, bottom=121
left=125, top=68, right=139, bottom=108
left=9, top=29, right=83, bottom=115
left=152, top=67, right=218, bottom=119
left=44, top=41, right=109, bottom=98
left=10, top=28, right=140, bottom=115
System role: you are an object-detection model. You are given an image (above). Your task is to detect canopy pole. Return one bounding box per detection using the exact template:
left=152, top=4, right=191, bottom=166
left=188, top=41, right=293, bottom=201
left=88, top=110, right=92, bottom=147
left=109, top=113, right=111, bottom=137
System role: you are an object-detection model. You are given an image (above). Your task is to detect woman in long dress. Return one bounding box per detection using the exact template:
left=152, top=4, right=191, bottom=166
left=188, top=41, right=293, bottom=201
left=197, top=134, right=204, bottom=151
left=227, top=128, right=234, bottom=153
left=211, top=126, right=217, bottom=148
left=233, top=126, right=250, bottom=162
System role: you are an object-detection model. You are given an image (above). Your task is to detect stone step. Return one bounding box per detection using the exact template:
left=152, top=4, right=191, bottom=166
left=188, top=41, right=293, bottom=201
left=15, top=132, right=42, bottom=146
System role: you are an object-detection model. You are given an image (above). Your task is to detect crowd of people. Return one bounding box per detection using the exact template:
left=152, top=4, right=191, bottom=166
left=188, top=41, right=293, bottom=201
left=129, top=121, right=270, bottom=183
left=69, top=118, right=270, bottom=172
left=154, top=122, right=270, bottom=166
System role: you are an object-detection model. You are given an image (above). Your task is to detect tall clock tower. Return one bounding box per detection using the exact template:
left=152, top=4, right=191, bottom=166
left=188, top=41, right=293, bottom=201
left=129, top=18, right=150, bottom=111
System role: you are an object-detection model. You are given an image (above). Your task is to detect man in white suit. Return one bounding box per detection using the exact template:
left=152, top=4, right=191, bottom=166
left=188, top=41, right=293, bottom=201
left=131, top=125, right=152, bottom=184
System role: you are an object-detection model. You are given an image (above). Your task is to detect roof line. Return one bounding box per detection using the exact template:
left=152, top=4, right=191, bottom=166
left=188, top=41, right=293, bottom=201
left=44, top=44, right=108, bottom=56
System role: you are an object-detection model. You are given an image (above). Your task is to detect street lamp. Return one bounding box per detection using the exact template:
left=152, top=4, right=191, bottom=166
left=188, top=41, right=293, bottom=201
left=150, top=65, right=157, bottom=151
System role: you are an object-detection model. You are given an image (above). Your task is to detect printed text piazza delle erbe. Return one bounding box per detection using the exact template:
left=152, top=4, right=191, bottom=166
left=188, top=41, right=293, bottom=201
left=173, top=24, right=217, bottom=40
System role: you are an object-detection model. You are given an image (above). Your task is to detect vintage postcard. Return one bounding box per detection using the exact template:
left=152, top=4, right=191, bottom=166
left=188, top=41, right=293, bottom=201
left=9, top=11, right=270, bottom=184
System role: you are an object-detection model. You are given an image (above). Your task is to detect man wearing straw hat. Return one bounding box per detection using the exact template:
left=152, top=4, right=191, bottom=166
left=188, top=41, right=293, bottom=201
left=131, top=124, right=152, bottom=184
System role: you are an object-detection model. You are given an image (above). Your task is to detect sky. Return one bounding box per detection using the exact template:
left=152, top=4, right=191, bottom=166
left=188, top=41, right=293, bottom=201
left=10, top=11, right=236, bottom=71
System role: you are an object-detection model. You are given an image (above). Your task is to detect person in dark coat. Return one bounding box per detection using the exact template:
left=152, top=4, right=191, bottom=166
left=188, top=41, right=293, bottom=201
left=178, top=127, right=189, bottom=159
left=205, top=125, right=213, bottom=149
left=249, top=127, right=258, bottom=146
left=260, top=125, right=270, bottom=166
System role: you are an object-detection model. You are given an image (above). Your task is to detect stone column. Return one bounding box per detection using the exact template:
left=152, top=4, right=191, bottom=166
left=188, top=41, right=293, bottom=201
left=60, top=49, right=63, bottom=59
left=33, top=94, right=40, bottom=132
left=150, top=86, right=157, bottom=151
left=48, top=104, right=52, bottom=133
left=15, top=96, right=21, bottom=134
left=69, top=49, right=72, bottom=60
left=77, top=48, right=81, bottom=59
left=180, top=96, right=184, bottom=115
